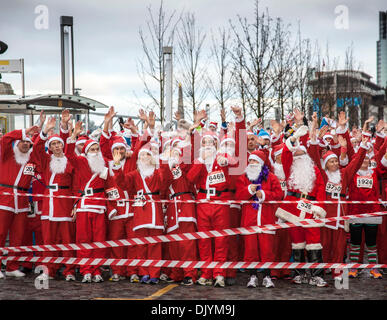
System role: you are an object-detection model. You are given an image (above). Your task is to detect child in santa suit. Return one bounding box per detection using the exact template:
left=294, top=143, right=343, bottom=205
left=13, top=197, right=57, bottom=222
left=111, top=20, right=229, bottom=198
left=235, top=150, right=283, bottom=288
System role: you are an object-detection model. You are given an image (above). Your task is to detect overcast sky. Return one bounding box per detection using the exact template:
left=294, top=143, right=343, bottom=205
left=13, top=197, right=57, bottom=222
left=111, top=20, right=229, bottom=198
left=0, top=0, right=386, bottom=126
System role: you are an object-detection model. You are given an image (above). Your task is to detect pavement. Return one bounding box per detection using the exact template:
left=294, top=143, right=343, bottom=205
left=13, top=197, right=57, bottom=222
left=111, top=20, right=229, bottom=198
left=0, top=267, right=386, bottom=300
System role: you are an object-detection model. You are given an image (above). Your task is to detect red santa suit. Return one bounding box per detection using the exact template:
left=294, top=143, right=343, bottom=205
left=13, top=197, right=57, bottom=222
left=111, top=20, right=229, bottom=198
left=65, top=139, right=118, bottom=277
left=114, top=144, right=172, bottom=279
left=160, top=151, right=198, bottom=282
left=0, top=129, right=39, bottom=272
left=186, top=143, right=235, bottom=281
left=102, top=131, right=150, bottom=278
left=32, top=132, right=76, bottom=277
left=235, top=150, right=283, bottom=276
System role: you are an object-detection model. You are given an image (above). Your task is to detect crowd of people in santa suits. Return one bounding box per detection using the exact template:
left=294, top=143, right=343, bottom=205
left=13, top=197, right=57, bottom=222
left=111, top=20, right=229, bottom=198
left=0, top=105, right=386, bottom=289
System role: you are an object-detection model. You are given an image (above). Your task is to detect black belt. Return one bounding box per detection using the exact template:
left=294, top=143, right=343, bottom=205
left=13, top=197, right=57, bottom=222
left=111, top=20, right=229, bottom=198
left=170, top=191, right=193, bottom=199
left=198, top=188, right=230, bottom=197
left=143, top=192, right=160, bottom=196
left=0, top=183, right=29, bottom=192
left=287, top=191, right=316, bottom=201
left=79, top=188, right=105, bottom=196
left=47, top=185, right=70, bottom=190
left=326, top=192, right=346, bottom=199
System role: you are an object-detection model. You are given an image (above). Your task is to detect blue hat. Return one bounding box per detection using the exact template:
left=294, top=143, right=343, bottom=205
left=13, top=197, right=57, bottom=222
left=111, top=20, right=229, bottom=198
left=256, top=129, right=271, bottom=140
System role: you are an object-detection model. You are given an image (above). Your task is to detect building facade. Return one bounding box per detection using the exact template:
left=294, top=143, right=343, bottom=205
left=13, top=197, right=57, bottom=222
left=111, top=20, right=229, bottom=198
left=377, top=11, right=387, bottom=88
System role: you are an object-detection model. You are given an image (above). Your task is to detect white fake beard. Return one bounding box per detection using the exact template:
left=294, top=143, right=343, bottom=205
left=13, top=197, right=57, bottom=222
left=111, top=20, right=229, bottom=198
left=288, top=154, right=316, bottom=194
left=218, top=145, right=235, bottom=157
left=87, top=152, right=106, bottom=174
left=325, top=169, right=341, bottom=184
left=168, top=156, right=179, bottom=169
left=199, top=146, right=217, bottom=172
left=273, top=162, right=285, bottom=180
left=245, top=163, right=263, bottom=182
left=358, top=168, right=372, bottom=176
left=137, top=160, right=155, bottom=178
left=13, top=144, right=32, bottom=166
left=49, top=155, right=68, bottom=174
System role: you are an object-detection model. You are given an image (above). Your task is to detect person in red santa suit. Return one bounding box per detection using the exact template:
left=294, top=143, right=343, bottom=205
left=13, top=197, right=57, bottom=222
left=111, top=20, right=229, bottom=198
left=101, top=107, right=152, bottom=282
left=113, top=141, right=171, bottom=285
left=159, top=138, right=198, bottom=286
left=0, top=124, right=40, bottom=279
left=235, top=150, right=283, bottom=288
left=186, top=129, right=236, bottom=288
left=66, top=121, right=118, bottom=283
left=275, top=125, right=328, bottom=287
left=32, top=115, right=77, bottom=282
left=308, top=111, right=369, bottom=281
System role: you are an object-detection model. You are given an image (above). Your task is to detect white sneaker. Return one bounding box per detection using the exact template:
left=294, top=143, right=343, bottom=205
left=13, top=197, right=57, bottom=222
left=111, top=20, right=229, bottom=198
left=5, top=270, right=25, bottom=278
left=65, top=274, right=76, bottom=281
left=92, top=274, right=104, bottom=283
left=309, top=276, right=328, bottom=287
left=196, top=277, right=213, bottom=286
left=0, top=271, right=4, bottom=279
left=247, top=275, right=258, bottom=288
left=81, top=273, right=92, bottom=283
left=159, top=273, right=169, bottom=281
left=262, top=276, right=275, bottom=288
left=214, top=275, right=225, bottom=287
left=36, top=273, right=53, bottom=281
left=130, top=274, right=140, bottom=283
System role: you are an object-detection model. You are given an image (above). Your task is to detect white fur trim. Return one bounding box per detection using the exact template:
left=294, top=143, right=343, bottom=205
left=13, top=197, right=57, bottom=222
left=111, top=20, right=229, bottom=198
left=309, top=139, right=319, bottom=145
left=331, top=143, right=340, bottom=149
left=362, top=131, right=372, bottom=138
left=335, top=125, right=348, bottom=135
left=323, top=153, right=338, bottom=169
left=85, top=141, right=98, bottom=154
left=66, top=137, right=76, bottom=144
left=376, top=131, right=385, bottom=139
left=248, top=184, right=256, bottom=196
left=99, top=167, right=109, bottom=180
left=340, top=155, right=349, bottom=166
left=101, top=130, right=111, bottom=139
left=220, top=138, right=235, bottom=146
left=359, top=141, right=370, bottom=150
left=48, top=136, right=64, bottom=146
left=39, top=131, right=48, bottom=141
left=285, top=137, right=299, bottom=153
left=60, top=126, right=69, bottom=134
left=235, top=116, right=244, bottom=123
left=248, top=154, right=264, bottom=165
left=305, top=243, right=323, bottom=250
left=111, top=142, right=126, bottom=151
left=292, top=242, right=306, bottom=249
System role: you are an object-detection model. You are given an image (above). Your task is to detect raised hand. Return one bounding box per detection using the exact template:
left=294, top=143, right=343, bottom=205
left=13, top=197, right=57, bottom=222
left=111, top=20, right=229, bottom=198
left=26, top=125, right=40, bottom=136
left=318, top=125, right=329, bottom=140
left=38, top=110, right=46, bottom=129
left=338, top=135, right=347, bottom=148
left=104, top=106, right=116, bottom=124
left=293, top=108, right=304, bottom=125
left=376, top=119, right=385, bottom=133
left=337, top=111, right=348, bottom=128
left=138, top=109, right=147, bottom=123
left=363, top=116, right=374, bottom=132
left=174, top=110, right=182, bottom=121
left=124, top=117, right=138, bottom=134
left=43, top=116, right=56, bottom=135
left=72, top=120, right=83, bottom=139
left=148, top=111, right=156, bottom=129
left=113, top=149, right=121, bottom=165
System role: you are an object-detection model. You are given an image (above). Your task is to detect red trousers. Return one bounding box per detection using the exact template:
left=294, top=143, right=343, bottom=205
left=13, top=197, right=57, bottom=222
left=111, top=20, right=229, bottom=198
left=107, top=217, right=138, bottom=276
left=226, top=207, right=241, bottom=278
left=134, top=228, right=163, bottom=278
left=22, top=215, right=43, bottom=269
left=76, top=211, right=107, bottom=276
left=196, top=203, right=230, bottom=279
left=289, top=226, right=321, bottom=249
left=377, top=216, right=387, bottom=264
left=243, top=233, right=276, bottom=262
left=0, top=210, right=27, bottom=271
left=321, top=227, right=347, bottom=263
left=41, top=220, right=76, bottom=277
left=167, top=222, right=198, bottom=281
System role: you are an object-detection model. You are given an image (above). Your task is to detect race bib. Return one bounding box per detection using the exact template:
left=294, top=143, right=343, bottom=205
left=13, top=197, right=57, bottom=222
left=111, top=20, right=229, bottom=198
left=325, top=182, right=342, bottom=194
left=357, top=176, right=373, bottom=189
left=297, top=200, right=312, bottom=214
left=106, top=187, right=120, bottom=200
left=279, top=180, right=287, bottom=191
left=132, top=190, right=146, bottom=207
left=172, top=166, right=182, bottom=180
left=208, top=170, right=226, bottom=185
left=23, top=163, right=35, bottom=176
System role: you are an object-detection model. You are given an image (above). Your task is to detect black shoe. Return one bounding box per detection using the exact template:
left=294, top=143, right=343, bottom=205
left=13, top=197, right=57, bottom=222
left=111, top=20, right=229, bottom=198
left=225, top=277, right=236, bottom=286
left=181, top=277, right=194, bottom=286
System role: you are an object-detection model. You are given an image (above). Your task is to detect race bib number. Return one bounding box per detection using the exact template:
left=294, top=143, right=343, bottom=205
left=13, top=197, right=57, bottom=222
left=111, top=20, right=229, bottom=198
left=23, top=163, right=35, bottom=176
left=357, top=176, right=373, bottom=189
left=208, top=170, right=226, bottom=185
left=133, top=191, right=146, bottom=207
left=106, top=188, right=120, bottom=200
left=297, top=200, right=312, bottom=214
left=279, top=180, right=287, bottom=191
left=369, top=161, right=377, bottom=169
left=172, top=166, right=182, bottom=180
left=325, top=182, right=342, bottom=194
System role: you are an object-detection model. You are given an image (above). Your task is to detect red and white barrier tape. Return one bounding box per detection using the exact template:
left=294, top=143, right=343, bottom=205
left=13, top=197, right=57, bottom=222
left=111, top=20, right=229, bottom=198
left=1, top=211, right=386, bottom=255
left=1, top=255, right=386, bottom=270
left=1, top=190, right=387, bottom=206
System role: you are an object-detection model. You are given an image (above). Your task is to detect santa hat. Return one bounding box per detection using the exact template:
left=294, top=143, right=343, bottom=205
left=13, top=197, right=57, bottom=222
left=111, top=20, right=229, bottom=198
left=82, top=139, right=99, bottom=154
left=47, top=134, right=64, bottom=146
left=322, top=150, right=337, bottom=169
left=110, top=135, right=128, bottom=152
left=247, top=130, right=255, bottom=137
left=220, top=134, right=235, bottom=147
left=138, top=143, right=154, bottom=156
left=256, top=129, right=271, bottom=141
left=200, top=131, right=220, bottom=145
left=209, top=122, right=218, bottom=129
left=76, top=135, right=89, bottom=146
left=248, top=150, right=266, bottom=166
left=362, top=131, right=372, bottom=139
left=271, top=144, right=284, bottom=163
left=323, top=133, right=334, bottom=143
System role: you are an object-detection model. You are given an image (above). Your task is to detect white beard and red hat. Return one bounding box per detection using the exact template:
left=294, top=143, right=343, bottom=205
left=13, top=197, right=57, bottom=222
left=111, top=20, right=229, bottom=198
left=218, top=134, right=235, bottom=157
left=82, top=139, right=107, bottom=176
left=137, top=143, right=157, bottom=178
left=110, top=135, right=129, bottom=153
left=322, top=150, right=342, bottom=184
left=13, top=137, right=33, bottom=166
left=245, top=150, right=266, bottom=181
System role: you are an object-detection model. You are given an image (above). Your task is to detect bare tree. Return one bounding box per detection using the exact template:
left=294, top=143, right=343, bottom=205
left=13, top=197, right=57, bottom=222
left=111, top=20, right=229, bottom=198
left=175, top=12, right=208, bottom=120
left=137, top=0, right=181, bottom=123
